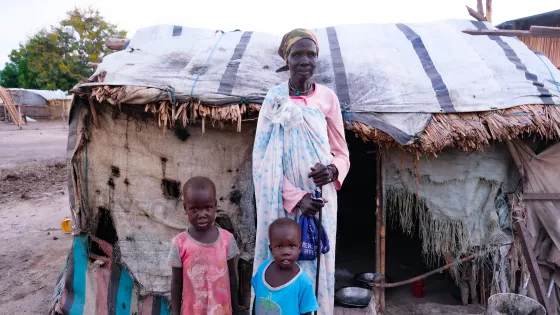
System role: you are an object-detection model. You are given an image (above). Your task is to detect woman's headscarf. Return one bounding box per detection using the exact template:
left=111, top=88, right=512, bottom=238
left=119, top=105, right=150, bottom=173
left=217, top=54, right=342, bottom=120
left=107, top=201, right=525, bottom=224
left=276, top=28, right=319, bottom=72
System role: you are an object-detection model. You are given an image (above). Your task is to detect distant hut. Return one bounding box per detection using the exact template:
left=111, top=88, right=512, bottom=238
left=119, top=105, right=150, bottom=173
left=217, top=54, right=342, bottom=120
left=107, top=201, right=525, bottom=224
left=497, top=9, right=560, bottom=68
left=0, top=89, right=72, bottom=121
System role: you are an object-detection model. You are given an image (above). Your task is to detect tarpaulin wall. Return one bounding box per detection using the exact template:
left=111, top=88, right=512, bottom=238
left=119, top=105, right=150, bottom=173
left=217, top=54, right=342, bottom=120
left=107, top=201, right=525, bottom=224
left=65, top=99, right=256, bottom=297
left=383, top=143, right=518, bottom=260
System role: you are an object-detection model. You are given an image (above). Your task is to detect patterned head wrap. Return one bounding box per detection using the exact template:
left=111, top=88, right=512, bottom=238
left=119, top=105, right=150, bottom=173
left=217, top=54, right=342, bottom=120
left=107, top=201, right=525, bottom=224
left=276, top=28, right=319, bottom=72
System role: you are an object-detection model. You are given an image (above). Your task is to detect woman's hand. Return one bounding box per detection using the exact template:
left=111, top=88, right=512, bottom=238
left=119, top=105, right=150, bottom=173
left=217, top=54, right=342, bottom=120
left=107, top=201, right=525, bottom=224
left=299, top=193, right=326, bottom=217
left=308, top=163, right=337, bottom=186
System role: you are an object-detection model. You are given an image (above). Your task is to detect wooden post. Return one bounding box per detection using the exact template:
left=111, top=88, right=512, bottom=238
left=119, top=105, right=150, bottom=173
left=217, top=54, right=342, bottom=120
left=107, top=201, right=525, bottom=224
left=88, top=97, right=100, bottom=128
left=466, top=6, right=487, bottom=22
left=513, top=214, right=553, bottom=313
left=477, top=0, right=484, bottom=16
left=105, top=38, right=129, bottom=51
left=375, top=148, right=386, bottom=311
left=485, top=0, right=492, bottom=23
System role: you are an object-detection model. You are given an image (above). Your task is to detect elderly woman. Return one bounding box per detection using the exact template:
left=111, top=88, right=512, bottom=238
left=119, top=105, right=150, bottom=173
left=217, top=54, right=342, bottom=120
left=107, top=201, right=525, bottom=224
left=252, top=29, right=350, bottom=314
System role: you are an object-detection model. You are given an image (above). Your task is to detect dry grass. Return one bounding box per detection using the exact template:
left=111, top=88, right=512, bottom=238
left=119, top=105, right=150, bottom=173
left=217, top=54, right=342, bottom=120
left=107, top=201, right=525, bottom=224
left=351, top=105, right=560, bottom=155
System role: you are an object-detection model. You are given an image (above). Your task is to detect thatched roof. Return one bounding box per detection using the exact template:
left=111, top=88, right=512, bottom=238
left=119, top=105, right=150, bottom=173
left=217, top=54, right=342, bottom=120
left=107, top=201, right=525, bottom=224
left=76, top=21, right=560, bottom=154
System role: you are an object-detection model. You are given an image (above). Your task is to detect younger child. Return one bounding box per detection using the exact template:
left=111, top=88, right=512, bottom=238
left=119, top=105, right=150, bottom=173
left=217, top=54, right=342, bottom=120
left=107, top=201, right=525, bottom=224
left=168, top=176, right=239, bottom=315
left=252, top=218, right=318, bottom=315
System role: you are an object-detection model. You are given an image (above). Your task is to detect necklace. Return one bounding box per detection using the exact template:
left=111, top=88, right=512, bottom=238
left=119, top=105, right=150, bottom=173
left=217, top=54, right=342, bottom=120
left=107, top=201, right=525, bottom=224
left=289, top=80, right=313, bottom=96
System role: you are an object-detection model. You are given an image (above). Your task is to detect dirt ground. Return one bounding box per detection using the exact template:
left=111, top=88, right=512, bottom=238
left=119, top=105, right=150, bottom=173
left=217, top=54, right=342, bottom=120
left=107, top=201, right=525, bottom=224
left=0, top=121, right=72, bottom=315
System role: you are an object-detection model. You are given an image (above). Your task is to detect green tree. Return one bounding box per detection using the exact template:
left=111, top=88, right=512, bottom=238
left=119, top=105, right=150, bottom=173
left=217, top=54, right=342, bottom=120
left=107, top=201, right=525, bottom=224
left=0, top=7, right=126, bottom=90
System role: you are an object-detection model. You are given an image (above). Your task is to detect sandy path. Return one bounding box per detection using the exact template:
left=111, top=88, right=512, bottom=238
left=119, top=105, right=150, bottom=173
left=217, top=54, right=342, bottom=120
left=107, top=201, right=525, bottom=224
left=0, top=121, right=72, bottom=314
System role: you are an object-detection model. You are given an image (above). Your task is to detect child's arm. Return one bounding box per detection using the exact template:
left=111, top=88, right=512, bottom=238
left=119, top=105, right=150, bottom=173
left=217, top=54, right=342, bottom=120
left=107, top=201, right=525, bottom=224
left=228, top=257, right=239, bottom=315
left=171, top=267, right=183, bottom=315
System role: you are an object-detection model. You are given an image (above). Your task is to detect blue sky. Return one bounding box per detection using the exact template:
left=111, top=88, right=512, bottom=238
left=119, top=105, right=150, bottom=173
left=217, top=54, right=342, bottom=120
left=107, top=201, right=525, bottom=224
left=0, top=0, right=557, bottom=67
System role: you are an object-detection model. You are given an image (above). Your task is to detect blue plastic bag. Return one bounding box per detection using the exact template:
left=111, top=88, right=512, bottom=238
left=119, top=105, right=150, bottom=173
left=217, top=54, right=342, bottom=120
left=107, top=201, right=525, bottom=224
left=298, top=215, right=330, bottom=261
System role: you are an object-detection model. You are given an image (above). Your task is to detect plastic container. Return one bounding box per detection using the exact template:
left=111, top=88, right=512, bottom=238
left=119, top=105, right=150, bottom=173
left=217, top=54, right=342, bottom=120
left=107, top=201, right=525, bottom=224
left=61, top=219, right=72, bottom=234
left=412, top=279, right=425, bottom=298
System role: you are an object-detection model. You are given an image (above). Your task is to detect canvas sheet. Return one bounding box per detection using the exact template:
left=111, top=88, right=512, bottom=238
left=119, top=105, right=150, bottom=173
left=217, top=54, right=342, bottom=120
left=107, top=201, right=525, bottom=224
left=88, top=19, right=560, bottom=145
left=52, top=235, right=171, bottom=314
left=382, top=143, right=517, bottom=257
left=69, top=107, right=257, bottom=294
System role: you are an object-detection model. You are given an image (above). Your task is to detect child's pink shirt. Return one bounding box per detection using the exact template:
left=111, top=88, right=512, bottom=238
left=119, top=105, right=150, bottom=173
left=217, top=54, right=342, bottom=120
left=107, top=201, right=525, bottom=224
left=168, top=227, right=239, bottom=315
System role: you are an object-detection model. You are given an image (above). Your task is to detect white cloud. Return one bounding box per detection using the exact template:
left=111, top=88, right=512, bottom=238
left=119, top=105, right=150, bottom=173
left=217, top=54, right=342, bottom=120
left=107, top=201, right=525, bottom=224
left=0, top=0, right=557, bottom=67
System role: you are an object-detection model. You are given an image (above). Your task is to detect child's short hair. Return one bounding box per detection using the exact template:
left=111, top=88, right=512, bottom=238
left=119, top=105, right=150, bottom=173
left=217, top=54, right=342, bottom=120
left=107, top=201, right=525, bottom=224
left=183, top=176, right=216, bottom=197
left=268, top=218, right=301, bottom=237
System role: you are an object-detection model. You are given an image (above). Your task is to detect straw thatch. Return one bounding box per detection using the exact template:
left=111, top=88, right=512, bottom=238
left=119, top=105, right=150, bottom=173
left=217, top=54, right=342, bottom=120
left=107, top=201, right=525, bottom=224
left=351, top=104, right=560, bottom=155
left=88, top=85, right=560, bottom=154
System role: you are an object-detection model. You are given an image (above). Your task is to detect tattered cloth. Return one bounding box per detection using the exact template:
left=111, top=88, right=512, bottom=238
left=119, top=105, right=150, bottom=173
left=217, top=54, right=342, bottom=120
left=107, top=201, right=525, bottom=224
left=80, top=20, right=560, bottom=146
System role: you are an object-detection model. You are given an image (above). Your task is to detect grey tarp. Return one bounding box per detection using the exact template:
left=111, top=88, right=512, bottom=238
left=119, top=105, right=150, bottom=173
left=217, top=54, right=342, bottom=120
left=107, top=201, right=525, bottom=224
left=88, top=20, right=560, bottom=145
left=383, top=143, right=516, bottom=259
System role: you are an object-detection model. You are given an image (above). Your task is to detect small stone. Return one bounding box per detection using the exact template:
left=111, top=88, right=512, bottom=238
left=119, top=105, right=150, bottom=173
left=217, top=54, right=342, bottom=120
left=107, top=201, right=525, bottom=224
left=47, top=232, right=50, bottom=235
left=53, top=236, right=58, bottom=240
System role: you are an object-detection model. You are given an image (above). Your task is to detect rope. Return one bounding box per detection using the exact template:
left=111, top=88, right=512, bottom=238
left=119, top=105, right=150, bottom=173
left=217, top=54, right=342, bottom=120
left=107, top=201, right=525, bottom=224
left=190, top=32, right=225, bottom=97
left=536, top=53, right=560, bottom=94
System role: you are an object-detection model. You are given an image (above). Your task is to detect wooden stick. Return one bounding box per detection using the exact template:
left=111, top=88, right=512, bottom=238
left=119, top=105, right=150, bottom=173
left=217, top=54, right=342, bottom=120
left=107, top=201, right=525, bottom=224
left=373, top=254, right=477, bottom=288
left=374, top=149, right=384, bottom=311
left=477, top=0, right=484, bottom=16
left=88, top=97, right=100, bottom=128
left=530, top=26, right=560, bottom=38
left=466, top=5, right=487, bottom=22
left=105, top=37, right=129, bottom=50
left=379, top=152, right=386, bottom=311
left=468, top=262, right=478, bottom=304
left=485, top=0, right=492, bottom=23
left=463, top=29, right=530, bottom=37
left=515, top=219, right=553, bottom=312
left=481, top=268, right=486, bottom=305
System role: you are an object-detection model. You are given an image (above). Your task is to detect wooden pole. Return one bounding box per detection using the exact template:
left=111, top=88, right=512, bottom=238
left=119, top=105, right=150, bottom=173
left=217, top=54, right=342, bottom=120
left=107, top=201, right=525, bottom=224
left=485, top=0, right=492, bottom=23
left=378, top=150, right=386, bottom=311
left=88, top=97, right=100, bottom=128
left=373, top=254, right=477, bottom=288
left=374, top=148, right=383, bottom=312
left=105, top=38, right=129, bottom=51
left=477, top=0, right=484, bottom=16
left=466, top=5, right=487, bottom=22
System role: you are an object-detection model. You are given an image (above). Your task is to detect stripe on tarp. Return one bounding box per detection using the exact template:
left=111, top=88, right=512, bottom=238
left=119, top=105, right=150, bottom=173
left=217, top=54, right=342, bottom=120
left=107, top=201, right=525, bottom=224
left=470, top=21, right=554, bottom=104
left=68, top=235, right=88, bottom=315
left=326, top=27, right=351, bottom=107
left=115, top=268, right=134, bottom=315
left=172, top=26, right=183, bottom=37
left=217, top=31, right=253, bottom=95
left=396, top=23, right=456, bottom=113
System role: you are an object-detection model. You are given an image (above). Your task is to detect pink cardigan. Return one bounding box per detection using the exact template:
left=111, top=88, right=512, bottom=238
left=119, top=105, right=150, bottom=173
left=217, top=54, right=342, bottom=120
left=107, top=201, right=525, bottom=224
left=282, top=84, right=350, bottom=213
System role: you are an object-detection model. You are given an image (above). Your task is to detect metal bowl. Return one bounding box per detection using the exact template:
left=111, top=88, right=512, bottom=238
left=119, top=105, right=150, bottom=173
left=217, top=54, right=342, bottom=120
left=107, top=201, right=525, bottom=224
left=354, top=272, right=376, bottom=287
left=334, top=287, right=372, bottom=308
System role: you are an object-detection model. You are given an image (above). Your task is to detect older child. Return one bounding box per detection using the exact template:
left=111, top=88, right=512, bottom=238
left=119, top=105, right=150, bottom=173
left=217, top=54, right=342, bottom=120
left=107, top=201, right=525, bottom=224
left=168, top=176, right=239, bottom=315
left=252, top=218, right=318, bottom=315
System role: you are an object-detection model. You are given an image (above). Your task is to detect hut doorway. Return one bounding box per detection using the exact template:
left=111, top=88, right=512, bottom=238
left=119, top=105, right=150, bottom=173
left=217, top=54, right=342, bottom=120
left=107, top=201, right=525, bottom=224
left=335, top=131, right=377, bottom=288
left=335, top=132, right=464, bottom=308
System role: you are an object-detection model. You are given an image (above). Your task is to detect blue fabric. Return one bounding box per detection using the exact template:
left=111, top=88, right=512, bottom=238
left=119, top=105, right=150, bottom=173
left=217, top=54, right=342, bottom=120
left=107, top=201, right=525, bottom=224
left=298, top=216, right=330, bottom=261
left=69, top=235, right=88, bottom=315
left=116, top=267, right=134, bottom=315
left=252, top=260, right=318, bottom=315
left=160, top=297, right=171, bottom=315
